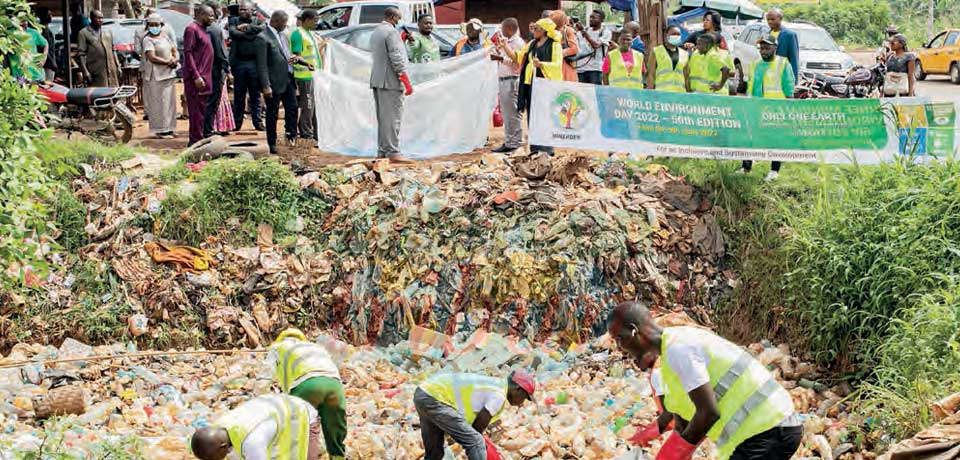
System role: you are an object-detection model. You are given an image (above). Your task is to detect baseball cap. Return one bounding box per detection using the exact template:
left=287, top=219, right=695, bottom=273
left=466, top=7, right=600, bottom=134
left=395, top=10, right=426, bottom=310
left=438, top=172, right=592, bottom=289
left=758, top=33, right=778, bottom=46
left=510, top=370, right=536, bottom=401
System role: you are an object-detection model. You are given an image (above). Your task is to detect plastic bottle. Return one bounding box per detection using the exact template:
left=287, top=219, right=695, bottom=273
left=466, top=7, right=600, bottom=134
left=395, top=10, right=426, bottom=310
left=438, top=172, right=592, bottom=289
left=131, top=366, right=162, bottom=386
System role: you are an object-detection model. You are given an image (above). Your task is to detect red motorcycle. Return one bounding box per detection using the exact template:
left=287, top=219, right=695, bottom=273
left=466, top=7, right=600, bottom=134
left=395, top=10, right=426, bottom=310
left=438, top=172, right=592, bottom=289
left=37, top=82, right=137, bottom=144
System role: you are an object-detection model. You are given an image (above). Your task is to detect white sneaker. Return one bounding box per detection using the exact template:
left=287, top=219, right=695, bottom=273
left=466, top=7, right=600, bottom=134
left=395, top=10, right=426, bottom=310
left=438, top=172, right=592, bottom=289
left=765, top=171, right=780, bottom=181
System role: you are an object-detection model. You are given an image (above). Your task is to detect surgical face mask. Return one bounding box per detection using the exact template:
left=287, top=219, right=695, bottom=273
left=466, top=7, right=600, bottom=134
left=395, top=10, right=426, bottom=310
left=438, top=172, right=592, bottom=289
left=148, top=26, right=161, bottom=36
left=667, top=35, right=681, bottom=46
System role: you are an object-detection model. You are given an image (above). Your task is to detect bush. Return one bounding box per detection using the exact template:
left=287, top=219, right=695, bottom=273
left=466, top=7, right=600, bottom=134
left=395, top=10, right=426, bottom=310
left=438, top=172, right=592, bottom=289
left=782, top=0, right=892, bottom=47
left=154, top=159, right=305, bottom=245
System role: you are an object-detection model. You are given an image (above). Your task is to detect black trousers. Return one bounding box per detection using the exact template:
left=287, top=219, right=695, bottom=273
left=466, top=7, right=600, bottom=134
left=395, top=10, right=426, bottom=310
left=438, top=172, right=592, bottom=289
left=742, top=160, right=782, bottom=173
left=729, top=425, right=802, bottom=460
left=265, top=80, right=298, bottom=150
left=232, top=60, right=262, bottom=129
left=578, top=71, right=603, bottom=84
left=202, top=70, right=225, bottom=138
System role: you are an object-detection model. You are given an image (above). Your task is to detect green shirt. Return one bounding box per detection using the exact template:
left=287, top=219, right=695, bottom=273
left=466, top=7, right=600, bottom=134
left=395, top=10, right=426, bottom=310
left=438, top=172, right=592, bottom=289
left=406, top=32, right=440, bottom=63
left=289, top=27, right=322, bottom=79
left=9, top=28, right=47, bottom=80
left=750, top=58, right=796, bottom=98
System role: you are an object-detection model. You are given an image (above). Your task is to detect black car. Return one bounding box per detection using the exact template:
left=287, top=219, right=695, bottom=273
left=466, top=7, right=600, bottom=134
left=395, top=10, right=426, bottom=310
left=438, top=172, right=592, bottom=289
left=318, top=23, right=455, bottom=58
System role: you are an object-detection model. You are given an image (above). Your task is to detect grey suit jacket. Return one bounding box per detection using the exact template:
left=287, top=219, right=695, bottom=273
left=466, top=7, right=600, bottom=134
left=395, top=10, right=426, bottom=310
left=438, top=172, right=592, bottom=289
left=255, top=27, right=292, bottom=95
left=369, top=22, right=407, bottom=90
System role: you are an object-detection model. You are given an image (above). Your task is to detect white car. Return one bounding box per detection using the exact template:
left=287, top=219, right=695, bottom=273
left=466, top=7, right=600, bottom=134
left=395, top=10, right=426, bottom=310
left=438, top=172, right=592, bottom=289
left=315, top=0, right=434, bottom=30
left=732, top=21, right=856, bottom=89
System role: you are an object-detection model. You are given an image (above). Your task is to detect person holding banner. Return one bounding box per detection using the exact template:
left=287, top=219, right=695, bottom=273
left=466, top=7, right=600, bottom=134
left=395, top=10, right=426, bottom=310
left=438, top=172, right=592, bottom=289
left=741, top=34, right=795, bottom=181
left=646, top=25, right=688, bottom=92
left=602, top=32, right=644, bottom=89
left=684, top=33, right=730, bottom=94
left=505, top=18, right=564, bottom=155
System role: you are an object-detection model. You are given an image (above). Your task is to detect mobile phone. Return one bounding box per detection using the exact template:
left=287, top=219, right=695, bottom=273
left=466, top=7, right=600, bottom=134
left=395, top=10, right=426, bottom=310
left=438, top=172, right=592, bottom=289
left=571, top=17, right=580, bottom=24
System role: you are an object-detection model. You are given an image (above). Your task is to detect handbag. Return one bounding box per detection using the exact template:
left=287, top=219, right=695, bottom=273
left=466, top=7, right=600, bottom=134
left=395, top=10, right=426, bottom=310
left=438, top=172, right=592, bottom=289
left=884, top=71, right=910, bottom=96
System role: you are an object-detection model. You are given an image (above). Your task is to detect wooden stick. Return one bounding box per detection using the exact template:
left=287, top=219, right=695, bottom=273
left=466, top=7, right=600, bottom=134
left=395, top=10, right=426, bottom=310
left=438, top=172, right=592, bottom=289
left=0, top=348, right=268, bottom=370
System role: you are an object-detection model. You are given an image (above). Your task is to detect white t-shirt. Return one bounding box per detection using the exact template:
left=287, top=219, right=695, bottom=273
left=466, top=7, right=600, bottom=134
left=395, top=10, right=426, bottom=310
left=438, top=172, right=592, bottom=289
left=471, top=388, right=506, bottom=416
left=651, top=368, right=664, bottom=397
left=235, top=403, right=318, bottom=460
left=577, top=27, right=612, bottom=73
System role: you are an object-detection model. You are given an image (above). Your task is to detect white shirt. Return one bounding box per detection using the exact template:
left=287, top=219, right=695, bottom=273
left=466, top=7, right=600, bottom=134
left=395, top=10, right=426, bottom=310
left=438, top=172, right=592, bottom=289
left=577, top=26, right=612, bottom=73
left=471, top=387, right=506, bottom=416
left=651, top=368, right=664, bottom=397
left=496, top=31, right=525, bottom=78
left=235, top=404, right=318, bottom=460
left=268, top=24, right=293, bottom=73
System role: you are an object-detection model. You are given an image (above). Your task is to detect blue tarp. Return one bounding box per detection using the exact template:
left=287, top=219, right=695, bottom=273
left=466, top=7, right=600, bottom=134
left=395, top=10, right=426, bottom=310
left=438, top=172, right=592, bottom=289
left=668, top=7, right=708, bottom=42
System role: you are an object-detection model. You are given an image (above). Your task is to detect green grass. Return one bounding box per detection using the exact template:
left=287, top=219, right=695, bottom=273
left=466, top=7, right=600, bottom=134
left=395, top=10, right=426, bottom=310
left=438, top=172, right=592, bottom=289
left=51, top=186, right=88, bottom=251
left=33, top=138, right=138, bottom=181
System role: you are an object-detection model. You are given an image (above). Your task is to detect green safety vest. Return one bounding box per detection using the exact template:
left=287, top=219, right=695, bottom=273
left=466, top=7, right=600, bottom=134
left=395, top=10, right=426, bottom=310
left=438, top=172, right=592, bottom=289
left=747, top=56, right=789, bottom=99
left=293, top=27, right=321, bottom=81
left=607, top=48, right=645, bottom=89
left=687, top=49, right=724, bottom=94
left=420, top=373, right=507, bottom=425
left=660, top=327, right=794, bottom=460
left=217, top=394, right=311, bottom=460
left=653, top=45, right=688, bottom=93
left=272, top=338, right=340, bottom=393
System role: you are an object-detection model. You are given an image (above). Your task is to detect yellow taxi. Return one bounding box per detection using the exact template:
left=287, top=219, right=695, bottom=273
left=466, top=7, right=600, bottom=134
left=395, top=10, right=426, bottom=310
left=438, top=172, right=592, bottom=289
left=915, top=29, right=960, bottom=84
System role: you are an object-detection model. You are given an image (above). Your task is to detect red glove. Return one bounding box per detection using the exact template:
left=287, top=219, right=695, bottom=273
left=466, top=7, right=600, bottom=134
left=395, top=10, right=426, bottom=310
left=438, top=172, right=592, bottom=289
left=484, top=436, right=502, bottom=460
left=655, top=432, right=698, bottom=460
left=628, top=421, right=661, bottom=447
left=399, top=72, right=413, bottom=96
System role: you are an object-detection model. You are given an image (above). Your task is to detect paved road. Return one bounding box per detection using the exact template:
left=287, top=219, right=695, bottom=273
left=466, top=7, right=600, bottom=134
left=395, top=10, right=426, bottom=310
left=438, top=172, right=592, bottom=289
left=850, top=51, right=960, bottom=106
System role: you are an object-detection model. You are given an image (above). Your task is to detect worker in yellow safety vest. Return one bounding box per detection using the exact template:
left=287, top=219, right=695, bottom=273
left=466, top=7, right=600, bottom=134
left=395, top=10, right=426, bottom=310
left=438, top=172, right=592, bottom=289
left=608, top=302, right=801, bottom=460
left=603, top=30, right=644, bottom=89
left=647, top=25, right=688, bottom=92
left=271, top=328, right=347, bottom=460
left=684, top=32, right=730, bottom=94
left=453, top=18, right=493, bottom=56
left=741, top=33, right=795, bottom=181
left=290, top=9, right=325, bottom=142
left=415, top=371, right=536, bottom=460
left=190, top=394, right=318, bottom=460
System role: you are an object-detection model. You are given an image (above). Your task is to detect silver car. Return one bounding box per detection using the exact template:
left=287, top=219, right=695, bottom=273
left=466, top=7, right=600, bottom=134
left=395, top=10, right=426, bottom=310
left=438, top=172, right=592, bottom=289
left=732, top=21, right=856, bottom=88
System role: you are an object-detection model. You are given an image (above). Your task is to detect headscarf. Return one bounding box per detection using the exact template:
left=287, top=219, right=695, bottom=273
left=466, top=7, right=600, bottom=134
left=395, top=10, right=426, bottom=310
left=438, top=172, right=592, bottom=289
left=535, top=18, right=561, bottom=42
left=146, top=13, right=163, bottom=26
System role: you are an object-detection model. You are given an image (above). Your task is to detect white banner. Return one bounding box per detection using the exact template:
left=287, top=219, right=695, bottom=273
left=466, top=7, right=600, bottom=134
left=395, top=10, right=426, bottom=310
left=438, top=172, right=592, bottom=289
left=313, top=39, right=498, bottom=158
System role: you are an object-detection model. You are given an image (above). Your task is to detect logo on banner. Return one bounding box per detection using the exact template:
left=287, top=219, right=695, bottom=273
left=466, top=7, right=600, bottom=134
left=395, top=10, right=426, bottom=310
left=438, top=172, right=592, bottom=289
left=552, top=91, right=587, bottom=131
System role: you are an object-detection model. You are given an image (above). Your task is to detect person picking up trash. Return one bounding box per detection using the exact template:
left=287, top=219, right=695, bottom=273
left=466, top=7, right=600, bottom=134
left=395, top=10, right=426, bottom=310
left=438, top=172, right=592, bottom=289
left=271, top=328, right=347, bottom=460
left=190, top=394, right=319, bottom=460
left=629, top=368, right=679, bottom=447
left=415, top=370, right=536, bottom=460
left=608, top=301, right=801, bottom=460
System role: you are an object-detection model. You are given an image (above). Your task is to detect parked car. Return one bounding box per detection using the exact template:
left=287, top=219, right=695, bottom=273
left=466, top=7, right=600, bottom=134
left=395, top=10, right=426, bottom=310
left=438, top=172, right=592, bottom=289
left=315, top=0, right=434, bottom=31
left=319, top=23, right=456, bottom=58
left=915, top=29, right=960, bottom=84
left=733, top=21, right=855, bottom=88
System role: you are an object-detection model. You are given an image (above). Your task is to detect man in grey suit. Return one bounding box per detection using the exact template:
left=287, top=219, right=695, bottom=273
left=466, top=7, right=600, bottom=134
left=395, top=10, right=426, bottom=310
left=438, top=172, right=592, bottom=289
left=256, top=11, right=312, bottom=154
left=369, top=7, right=414, bottom=159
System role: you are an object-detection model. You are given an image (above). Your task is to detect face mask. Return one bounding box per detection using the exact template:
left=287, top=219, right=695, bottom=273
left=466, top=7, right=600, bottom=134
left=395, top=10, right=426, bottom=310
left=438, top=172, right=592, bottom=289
left=148, top=26, right=161, bottom=36
left=667, top=35, right=681, bottom=46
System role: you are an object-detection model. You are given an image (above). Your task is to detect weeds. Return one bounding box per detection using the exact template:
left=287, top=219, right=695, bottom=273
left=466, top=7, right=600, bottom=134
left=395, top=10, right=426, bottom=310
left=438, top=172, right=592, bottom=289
left=5, top=418, right=145, bottom=459
left=33, top=138, right=136, bottom=181
left=51, top=186, right=88, bottom=251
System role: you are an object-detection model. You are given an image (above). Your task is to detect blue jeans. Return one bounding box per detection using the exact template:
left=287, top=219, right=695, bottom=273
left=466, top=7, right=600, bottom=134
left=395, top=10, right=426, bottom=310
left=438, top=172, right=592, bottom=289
left=231, top=60, right=262, bottom=129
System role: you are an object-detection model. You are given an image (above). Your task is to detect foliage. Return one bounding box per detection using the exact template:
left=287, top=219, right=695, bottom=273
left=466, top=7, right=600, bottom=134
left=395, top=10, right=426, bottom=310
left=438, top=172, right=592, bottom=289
left=0, top=0, right=53, bottom=291
left=780, top=0, right=893, bottom=47
left=51, top=186, right=88, bottom=252
left=33, top=138, right=136, bottom=181
left=156, top=158, right=192, bottom=185
left=154, top=159, right=307, bottom=245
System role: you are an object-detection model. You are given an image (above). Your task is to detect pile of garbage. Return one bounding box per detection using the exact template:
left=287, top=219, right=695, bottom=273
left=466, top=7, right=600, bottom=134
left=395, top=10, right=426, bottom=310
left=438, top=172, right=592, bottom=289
left=0, top=328, right=678, bottom=460
left=5, top=152, right=732, bottom=351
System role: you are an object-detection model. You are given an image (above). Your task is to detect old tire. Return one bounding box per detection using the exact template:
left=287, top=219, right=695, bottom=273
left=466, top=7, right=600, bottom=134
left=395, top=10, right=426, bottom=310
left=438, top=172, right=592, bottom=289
left=951, top=63, right=960, bottom=84
left=915, top=62, right=927, bottom=81
left=182, top=135, right=227, bottom=162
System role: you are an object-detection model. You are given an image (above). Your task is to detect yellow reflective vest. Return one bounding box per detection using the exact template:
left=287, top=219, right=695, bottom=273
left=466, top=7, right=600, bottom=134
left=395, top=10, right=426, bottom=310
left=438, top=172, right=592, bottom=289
left=272, top=338, right=340, bottom=393
left=607, top=48, right=645, bottom=89
left=292, top=26, right=321, bottom=81
left=217, top=394, right=313, bottom=460
left=660, top=327, right=795, bottom=460
left=420, top=373, right=508, bottom=425
left=653, top=45, right=688, bottom=93
left=747, top=56, right=789, bottom=99
left=687, top=49, right=725, bottom=94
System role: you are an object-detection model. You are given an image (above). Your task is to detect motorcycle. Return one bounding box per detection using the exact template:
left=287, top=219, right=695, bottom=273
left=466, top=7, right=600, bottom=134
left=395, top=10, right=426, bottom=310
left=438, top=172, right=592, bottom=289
left=37, top=82, right=137, bottom=144
left=794, top=62, right=887, bottom=99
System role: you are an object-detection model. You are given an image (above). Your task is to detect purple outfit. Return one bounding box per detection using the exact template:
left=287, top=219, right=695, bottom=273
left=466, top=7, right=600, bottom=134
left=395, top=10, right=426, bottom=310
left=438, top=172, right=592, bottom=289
left=183, top=21, right=214, bottom=145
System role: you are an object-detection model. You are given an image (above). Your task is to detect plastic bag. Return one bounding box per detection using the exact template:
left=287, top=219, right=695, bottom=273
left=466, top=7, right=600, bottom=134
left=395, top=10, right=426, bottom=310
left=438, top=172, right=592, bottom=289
left=493, top=102, right=503, bottom=128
